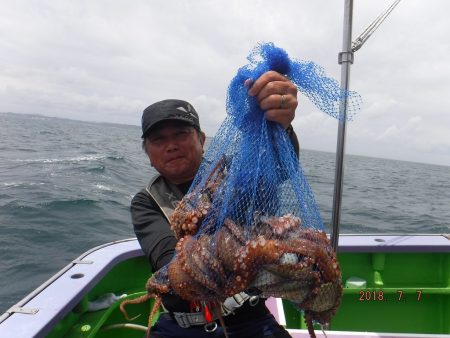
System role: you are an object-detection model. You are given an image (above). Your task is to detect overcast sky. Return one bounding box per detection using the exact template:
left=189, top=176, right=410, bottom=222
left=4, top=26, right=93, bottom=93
left=1, top=0, right=449, bottom=166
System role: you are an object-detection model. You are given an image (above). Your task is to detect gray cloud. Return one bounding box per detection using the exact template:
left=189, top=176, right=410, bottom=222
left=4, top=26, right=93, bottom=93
left=1, top=0, right=450, bottom=165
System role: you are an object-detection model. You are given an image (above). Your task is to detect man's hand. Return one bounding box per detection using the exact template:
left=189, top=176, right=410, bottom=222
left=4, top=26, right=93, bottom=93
left=246, top=71, right=298, bottom=129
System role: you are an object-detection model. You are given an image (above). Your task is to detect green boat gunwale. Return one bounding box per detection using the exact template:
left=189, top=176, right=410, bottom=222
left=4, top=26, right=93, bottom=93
left=0, top=235, right=449, bottom=337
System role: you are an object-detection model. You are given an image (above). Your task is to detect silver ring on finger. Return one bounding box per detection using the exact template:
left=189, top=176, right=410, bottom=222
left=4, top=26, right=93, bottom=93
left=280, top=94, right=286, bottom=109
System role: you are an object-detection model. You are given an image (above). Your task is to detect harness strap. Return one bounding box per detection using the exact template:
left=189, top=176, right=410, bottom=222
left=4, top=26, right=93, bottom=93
left=165, top=292, right=251, bottom=328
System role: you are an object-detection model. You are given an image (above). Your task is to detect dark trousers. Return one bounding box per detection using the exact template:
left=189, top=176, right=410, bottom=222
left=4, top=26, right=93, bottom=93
left=149, top=313, right=291, bottom=338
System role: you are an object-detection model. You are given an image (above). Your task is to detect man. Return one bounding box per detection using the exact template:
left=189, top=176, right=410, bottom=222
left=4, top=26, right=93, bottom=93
left=131, top=71, right=299, bottom=338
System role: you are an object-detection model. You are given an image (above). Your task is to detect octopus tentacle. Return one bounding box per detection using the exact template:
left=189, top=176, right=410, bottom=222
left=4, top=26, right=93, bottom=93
left=193, top=236, right=227, bottom=288
left=226, top=237, right=282, bottom=295
left=283, top=237, right=339, bottom=283
left=216, top=218, right=246, bottom=271
left=181, top=236, right=224, bottom=296
left=145, top=296, right=162, bottom=338
left=120, top=294, right=155, bottom=321
left=305, top=313, right=317, bottom=338
left=258, top=213, right=301, bottom=237
left=169, top=157, right=226, bottom=240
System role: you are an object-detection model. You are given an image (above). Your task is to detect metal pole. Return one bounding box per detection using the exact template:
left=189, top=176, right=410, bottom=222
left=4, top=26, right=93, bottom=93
left=330, top=0, right=354, bottom=252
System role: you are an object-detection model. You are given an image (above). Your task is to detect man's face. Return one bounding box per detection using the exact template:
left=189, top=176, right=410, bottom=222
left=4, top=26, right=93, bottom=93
left=144, top=121, right=205, bottom=184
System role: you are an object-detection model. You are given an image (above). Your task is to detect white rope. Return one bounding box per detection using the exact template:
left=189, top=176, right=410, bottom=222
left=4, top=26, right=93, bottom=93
left=320, top=323, right=329, bottom=337
left=352, top=0, right=402, bottom=52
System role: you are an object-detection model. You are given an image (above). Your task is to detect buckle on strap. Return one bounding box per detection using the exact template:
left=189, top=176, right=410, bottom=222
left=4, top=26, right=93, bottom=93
left=221, top=291, right=251, bottom=315
left=172, top=311, right=209, bottom=328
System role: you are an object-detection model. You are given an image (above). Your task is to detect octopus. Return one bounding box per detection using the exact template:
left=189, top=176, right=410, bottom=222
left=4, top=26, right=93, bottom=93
left=120, top=161, right=342, bottom=338
left=169, top=157, right=226, bottom=239
left=222, top=217, right=342, bottom=337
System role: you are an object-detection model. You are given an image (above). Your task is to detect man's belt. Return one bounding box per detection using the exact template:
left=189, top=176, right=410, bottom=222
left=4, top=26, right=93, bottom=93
left=165, top=292, right=256, bottom=329
left=171, top=311, right=214, bottom=329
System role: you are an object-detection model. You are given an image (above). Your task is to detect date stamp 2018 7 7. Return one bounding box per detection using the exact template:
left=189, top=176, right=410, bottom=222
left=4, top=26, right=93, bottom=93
left=358, top=290, right=423, bottom=302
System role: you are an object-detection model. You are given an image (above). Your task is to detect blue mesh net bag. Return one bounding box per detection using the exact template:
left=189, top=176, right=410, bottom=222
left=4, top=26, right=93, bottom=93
left=121, top=42, right=361, bottom=337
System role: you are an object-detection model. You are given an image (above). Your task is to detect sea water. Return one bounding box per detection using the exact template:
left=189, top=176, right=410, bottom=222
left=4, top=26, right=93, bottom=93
left=1, top=112, right=449, bottom=313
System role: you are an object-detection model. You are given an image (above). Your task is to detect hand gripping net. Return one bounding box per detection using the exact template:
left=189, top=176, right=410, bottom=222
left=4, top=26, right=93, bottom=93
left=121, top=43, right=361, bottom=338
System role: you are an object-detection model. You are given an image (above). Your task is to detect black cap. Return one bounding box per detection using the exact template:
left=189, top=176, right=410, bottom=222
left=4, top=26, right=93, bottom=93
left=141, top=99, right=200, bottom=138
